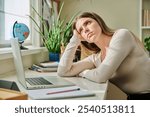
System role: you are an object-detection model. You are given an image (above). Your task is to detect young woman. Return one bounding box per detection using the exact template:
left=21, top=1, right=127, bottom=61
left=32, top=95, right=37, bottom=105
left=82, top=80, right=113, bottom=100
left=57, top=12, right=150, bottom=100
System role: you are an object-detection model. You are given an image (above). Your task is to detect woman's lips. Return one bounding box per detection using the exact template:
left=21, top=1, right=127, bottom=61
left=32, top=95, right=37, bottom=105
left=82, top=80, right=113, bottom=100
left=87, top=32, right=94, bottom=39
left=87, top=32, right=92, bottom=38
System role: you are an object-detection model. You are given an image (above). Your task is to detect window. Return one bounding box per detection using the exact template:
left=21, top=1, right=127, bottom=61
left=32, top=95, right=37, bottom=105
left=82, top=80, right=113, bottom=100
left=0, top=0, right=32, bottom=47
left=0, top=0, right=57, bottom=48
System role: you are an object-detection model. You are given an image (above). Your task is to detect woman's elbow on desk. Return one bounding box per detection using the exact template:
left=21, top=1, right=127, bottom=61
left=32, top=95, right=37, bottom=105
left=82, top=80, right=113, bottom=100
left=57, top=67, right=66, bottom=77
left=57, top=66, right=82, bottom=77
left=57, top=66, right=74, bottom=77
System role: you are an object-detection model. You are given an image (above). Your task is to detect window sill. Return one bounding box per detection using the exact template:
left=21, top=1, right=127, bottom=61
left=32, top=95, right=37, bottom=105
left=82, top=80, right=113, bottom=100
left=0, top=46, right=48, bottom=60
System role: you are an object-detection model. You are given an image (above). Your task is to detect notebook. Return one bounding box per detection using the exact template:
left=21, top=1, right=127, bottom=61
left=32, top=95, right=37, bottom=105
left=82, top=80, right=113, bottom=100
left=27, top=86, right=95, bottom=100
left=11, top=38, right=75, bottom=90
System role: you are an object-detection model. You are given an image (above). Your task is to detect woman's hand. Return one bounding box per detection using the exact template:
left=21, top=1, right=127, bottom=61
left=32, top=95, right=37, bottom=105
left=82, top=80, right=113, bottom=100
left=73, top=30, right=85, bottom=41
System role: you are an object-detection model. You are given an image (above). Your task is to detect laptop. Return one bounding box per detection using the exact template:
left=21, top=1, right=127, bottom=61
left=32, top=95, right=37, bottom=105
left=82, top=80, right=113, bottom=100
left=11, top=38, right=75, bottom=90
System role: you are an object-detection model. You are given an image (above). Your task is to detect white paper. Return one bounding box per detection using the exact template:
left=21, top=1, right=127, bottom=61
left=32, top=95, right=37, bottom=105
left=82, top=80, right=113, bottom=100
left=27, top=86, right=95, bottom=100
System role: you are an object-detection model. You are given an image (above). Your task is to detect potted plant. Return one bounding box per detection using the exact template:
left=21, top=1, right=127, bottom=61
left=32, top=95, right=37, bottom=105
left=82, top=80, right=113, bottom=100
left=144, top=36, right=150, bottom=56
left=29, top=2, right=77, bottom=61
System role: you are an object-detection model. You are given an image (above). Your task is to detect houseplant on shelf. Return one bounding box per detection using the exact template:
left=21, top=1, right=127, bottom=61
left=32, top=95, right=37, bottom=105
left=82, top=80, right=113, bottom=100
left=29, top=2, right=77, bottom=61
left=144, top=36, right=150, bottom=56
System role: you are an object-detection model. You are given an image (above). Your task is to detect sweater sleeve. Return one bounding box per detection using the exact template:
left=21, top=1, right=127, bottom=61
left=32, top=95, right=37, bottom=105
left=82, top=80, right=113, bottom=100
left=57, top=35, right=96, bottom=77
left=79, top=29, right=134, bottom=83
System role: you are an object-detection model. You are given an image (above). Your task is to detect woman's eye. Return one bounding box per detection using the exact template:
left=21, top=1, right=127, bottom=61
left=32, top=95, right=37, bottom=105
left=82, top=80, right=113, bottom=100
left=86, top=21, right=91, bottom=25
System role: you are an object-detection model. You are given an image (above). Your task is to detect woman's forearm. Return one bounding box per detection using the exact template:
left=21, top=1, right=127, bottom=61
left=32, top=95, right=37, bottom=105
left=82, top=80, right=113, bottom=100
left=57, top=35, right=81, bottom=76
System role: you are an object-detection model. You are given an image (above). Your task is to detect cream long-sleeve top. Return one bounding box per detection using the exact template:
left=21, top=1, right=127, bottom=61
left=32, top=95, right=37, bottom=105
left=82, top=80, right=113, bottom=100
left=57, top=29, right=150, bottom=94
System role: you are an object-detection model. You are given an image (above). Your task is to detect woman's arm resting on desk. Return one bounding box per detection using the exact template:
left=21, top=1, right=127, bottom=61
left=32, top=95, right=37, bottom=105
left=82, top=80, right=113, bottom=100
left=79, top=29, right=134, bottom=83
left=57, top=35, right=95, bottom=77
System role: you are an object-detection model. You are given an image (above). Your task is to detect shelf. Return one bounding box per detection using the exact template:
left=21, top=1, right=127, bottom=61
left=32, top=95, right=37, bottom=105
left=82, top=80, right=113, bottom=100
left=141, top=26, right=150, bottom=29
left=140, top=0, right=150, bottom=40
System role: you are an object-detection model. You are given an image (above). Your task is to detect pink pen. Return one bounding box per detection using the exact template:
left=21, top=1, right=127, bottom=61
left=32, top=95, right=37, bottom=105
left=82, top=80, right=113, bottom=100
left=46, top=88, right=80, bottom=95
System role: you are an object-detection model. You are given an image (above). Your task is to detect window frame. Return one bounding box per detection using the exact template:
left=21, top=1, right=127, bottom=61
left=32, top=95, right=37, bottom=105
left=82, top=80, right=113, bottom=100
left=0, top=0, right=42, bottom=48
left=0, top=0, right=5, bottom=46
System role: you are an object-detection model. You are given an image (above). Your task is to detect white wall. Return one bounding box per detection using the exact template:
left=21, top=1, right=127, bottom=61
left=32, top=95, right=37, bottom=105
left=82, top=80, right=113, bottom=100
left=0, top=52, right=48, bottom=76
left=61, top=0, right=140, bottom=37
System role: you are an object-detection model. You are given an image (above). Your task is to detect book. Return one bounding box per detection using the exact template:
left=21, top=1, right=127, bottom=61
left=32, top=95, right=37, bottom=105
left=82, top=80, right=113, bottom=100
left=143, top=9, right=150, bottom=26
left=30, top=64, right=57, bottom=72
left=39, top=61, right=59, bottom=68
left=0, top=88, right=28, bottom=100
left=27, top=86, right=95, bottom=100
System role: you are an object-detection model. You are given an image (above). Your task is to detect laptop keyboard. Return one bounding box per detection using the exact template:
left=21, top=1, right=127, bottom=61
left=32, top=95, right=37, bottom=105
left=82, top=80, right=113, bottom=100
left=26, top=77, right=52, bottom=86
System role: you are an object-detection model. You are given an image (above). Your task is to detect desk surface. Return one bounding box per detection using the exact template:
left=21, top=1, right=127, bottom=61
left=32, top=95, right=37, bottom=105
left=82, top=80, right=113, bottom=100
left=0, top=70, right=108, bottom=100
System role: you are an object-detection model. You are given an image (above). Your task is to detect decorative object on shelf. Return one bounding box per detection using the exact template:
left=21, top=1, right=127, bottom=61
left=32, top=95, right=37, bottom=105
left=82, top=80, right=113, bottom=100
left=140, top=0, right=150, bottom=41
left=29, top=1, right=78, bottom=61
left=12, top=21, right=30, bottom=50
left=144, top=36, right=150, bottom=55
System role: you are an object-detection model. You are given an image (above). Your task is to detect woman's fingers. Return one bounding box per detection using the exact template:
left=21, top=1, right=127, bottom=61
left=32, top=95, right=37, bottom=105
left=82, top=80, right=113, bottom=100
left=73, top=30, right=85, bottom=41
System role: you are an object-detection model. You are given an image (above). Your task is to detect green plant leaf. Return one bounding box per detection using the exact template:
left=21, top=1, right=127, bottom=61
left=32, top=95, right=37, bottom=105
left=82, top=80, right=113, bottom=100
left=29, top=2, right=78, bottom=53
left=144, top=36, right=150, bottom=51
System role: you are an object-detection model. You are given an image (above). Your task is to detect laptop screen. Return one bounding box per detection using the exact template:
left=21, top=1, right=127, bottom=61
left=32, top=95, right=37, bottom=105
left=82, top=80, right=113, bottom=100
left=11, top=38, right=27, bottom=88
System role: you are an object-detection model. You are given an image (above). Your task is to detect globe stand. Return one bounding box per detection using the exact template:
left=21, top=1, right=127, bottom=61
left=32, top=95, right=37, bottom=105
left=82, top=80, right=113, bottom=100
left=19, top=41, right=28, bottom=50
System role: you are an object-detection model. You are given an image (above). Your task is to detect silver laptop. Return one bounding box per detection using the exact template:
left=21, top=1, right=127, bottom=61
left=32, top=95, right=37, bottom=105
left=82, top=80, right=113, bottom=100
left=11, top=38, right=75, bottom=90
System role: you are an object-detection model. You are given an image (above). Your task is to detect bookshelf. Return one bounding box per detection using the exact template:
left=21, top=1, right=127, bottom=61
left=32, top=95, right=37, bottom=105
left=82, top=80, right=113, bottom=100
left=140, top=0, right=150, bottom=41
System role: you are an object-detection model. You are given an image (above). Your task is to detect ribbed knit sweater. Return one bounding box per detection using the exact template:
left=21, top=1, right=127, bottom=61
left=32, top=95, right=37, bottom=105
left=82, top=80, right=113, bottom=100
left=57, top=29, right=150, bottom=94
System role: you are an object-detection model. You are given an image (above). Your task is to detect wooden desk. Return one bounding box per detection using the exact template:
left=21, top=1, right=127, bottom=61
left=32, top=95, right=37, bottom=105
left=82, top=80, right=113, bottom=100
left=0, top=70, right=108, bottom=100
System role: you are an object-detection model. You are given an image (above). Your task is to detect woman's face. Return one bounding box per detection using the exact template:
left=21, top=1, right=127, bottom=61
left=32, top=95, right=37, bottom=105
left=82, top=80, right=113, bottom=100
left=75, top=17, right=102, bottom=43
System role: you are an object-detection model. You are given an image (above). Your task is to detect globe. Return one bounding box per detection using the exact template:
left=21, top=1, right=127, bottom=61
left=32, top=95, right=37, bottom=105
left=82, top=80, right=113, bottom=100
left=12, top=21, right=30, bottom=49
